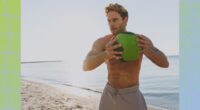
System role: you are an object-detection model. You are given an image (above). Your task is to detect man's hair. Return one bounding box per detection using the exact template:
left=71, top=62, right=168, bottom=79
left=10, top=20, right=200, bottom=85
left=105, top=3, right=128, bottom=19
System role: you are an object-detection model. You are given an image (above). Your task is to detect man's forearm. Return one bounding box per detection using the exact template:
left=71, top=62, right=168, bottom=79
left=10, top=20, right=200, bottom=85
left=83, top=51, right=107, bottom=71
left=144, top=46, right=169, bottom=68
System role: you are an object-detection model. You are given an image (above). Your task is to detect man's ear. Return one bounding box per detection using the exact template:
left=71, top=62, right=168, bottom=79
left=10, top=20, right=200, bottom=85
left=123, top=17, right=128, bottom=23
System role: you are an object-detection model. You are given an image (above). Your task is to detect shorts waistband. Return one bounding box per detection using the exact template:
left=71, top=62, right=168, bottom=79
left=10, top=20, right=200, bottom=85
left=105, top=83, right=139, bottom=94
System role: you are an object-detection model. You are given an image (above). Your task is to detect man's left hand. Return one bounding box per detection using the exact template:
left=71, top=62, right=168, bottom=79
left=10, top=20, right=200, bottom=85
left=136, top=34, right=154, bottom=54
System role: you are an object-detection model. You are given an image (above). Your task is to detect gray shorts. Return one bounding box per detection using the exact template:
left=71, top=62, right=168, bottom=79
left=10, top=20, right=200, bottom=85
left=99, top=83, right=147, bottom=110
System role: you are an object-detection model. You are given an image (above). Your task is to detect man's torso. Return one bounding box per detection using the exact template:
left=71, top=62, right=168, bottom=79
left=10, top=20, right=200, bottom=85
left=100, top=34, right=143, bottom=88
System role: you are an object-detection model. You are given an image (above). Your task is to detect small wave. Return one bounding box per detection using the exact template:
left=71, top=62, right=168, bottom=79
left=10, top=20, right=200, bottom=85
left=62, top=83, right=102, bottom=93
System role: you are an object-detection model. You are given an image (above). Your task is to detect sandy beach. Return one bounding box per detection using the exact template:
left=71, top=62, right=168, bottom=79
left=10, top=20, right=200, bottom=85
left=21, top=79, right=163, bottom=110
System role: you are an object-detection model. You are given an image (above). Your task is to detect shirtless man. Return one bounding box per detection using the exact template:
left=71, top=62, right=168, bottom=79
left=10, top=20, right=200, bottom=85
left=83, top=3, right=169, bottom=110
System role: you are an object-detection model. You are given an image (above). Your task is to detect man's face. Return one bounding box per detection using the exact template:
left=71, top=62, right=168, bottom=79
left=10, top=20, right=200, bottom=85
left=107, top=11, right=128, bottom=35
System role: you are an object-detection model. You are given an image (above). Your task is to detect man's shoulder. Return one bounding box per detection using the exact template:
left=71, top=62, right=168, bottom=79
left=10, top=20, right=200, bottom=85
left=96, top=34, right=113, bottom=42
left=93, top=34, right=113, bottom=47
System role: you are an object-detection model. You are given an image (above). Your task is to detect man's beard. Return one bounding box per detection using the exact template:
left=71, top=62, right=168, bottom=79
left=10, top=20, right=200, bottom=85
left=111, top=23, right=126, bottom=35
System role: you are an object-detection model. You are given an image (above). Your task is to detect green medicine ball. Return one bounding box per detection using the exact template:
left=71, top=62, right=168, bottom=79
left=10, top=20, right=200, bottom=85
left=115, top=32, right=141, bottom=61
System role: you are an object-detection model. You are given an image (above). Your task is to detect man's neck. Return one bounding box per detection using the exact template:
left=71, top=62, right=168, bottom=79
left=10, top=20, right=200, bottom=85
left=113, top=29, right=127, bottom=36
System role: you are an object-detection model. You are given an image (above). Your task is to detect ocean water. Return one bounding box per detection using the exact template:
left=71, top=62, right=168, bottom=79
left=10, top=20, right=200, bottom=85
left=21, top=56, right=179, bottom=110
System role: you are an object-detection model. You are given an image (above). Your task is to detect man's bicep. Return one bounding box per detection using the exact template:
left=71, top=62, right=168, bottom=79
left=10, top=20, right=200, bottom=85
left=87, top=48, right=98, bottom=57
left=87, top=39, right=104, bottom=56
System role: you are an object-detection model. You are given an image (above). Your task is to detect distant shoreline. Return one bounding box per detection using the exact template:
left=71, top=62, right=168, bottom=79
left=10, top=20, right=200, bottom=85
left=21, top=60, right=63, bottom=64
left=21, top=55, right=179, bottom=64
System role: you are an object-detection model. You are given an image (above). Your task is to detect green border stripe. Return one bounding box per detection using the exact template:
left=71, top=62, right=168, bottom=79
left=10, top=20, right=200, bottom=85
left=0, top=0, right=20, bottom=109
left=180, top=0, right=200, bottom=110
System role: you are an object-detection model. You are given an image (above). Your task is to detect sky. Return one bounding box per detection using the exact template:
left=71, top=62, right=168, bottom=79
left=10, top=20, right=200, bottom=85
left=21, top=0, right=179, bottom=62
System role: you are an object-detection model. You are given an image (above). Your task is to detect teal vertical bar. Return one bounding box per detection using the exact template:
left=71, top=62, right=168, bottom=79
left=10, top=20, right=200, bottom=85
left=0, top=0, right=20, bottom=110
left=180, top=0, right=200, bottom=110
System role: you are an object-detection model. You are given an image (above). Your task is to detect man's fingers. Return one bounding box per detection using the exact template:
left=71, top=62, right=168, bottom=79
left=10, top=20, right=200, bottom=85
left=139, top=50, right=144, bottom=54
left=110, top=37, right=118, bottom=44
left=137, top=36, right=152, bottom=47
left=113, top=51, right=123, bottom=55
left=138, top=43, right=145, bottom=48
left=106, top=50, right=122, bottom=59
left=113, top=55, right=122, bottom=60
left=111, top=44, right=122, bottom=49
left=136, top=34, right=149, bottom=41
left=137, top=39, right=146, bottom=44
left=137, top=36, right=145, bottom=41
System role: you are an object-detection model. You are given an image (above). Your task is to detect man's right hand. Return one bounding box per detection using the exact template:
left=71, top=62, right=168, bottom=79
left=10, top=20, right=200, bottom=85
left=105, top=37, right=123, bottom=60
